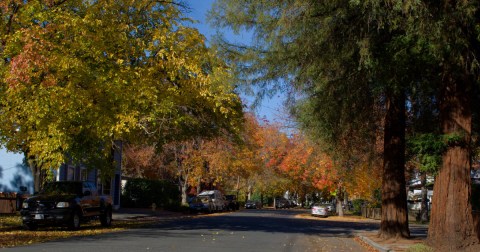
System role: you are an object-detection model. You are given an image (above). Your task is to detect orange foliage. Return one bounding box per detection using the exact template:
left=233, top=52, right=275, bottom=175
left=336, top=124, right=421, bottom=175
left=344, top=161, right=382, bottom=200
left=277, top=133, right=337, bottom=192
left=123, top=144, right=170, bottom=179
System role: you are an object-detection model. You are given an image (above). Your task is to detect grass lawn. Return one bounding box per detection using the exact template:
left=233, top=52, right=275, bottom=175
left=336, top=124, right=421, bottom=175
left=0, top=213, right=157, bottom=248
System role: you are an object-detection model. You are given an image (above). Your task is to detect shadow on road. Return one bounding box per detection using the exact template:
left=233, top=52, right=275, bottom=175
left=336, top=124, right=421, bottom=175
left=73, top=209, right=382, bottom=242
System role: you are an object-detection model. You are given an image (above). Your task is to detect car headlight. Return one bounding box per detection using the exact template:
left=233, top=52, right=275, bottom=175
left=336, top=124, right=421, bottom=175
left=22, top=202, right=29, bottom=209
left=56, top=202, right=70, bottom=208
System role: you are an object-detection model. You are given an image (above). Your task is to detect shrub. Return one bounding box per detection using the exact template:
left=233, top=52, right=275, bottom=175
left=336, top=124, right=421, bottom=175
left=351, top=199, right=366, bottom=214
left=121, top=178, right=180, bottom=210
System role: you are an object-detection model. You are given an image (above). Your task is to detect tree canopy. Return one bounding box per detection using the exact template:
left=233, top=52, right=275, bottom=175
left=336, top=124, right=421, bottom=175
left=0, top=0, right=243, bottom=178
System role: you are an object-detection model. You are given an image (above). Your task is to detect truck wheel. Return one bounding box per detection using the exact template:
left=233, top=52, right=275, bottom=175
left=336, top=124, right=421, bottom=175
left=23, top=222, right=37, bottom=231
left=100, top=207, right=112, bottom=227
left=69, top=210, right=81, bottom=230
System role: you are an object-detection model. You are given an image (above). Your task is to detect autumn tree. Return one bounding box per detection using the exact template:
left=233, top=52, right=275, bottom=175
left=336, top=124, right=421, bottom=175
left=0, top=0, right=243, bottom=189
left=276, top=133, right=338, bottom=207
left=123, top=144, right=170, bottom=180
left=210, top=0, right=410, bottom=238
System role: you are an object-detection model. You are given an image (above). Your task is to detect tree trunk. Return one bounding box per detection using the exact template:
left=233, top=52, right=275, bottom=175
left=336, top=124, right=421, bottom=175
left=344, top=191, right=349, bottom=212
left=197, top=177, right=201, bottom=195
left=379, top=90, right=410, bottom=239
left=336, top=185, right=344, bottom=217
left=427, top=74, right=478, bottom=249
left=27, top=156, right=44, bottom=193
left=336, top=198, right=344, bottom=217
left=420, top=172, right=429, bottom=223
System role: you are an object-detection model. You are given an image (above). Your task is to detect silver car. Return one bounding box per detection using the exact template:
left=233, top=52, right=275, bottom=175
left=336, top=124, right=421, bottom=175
left=311, top=203, right=330, bottom=217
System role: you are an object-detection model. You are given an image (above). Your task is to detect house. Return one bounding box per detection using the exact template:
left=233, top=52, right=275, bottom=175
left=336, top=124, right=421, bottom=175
left=56, top=141, right=123, bottom=210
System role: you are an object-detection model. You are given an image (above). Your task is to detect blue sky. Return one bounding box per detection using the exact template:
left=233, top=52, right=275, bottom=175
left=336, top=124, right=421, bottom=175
left=184, top=0, right=288, bottom=125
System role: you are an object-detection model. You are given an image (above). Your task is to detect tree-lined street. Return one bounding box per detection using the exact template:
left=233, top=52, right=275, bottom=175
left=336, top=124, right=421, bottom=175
left=1, top=0, right=480, bottom=251
left=6, top=209, right=375, bottom=252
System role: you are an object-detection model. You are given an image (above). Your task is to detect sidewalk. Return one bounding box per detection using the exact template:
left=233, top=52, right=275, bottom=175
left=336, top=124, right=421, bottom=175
left=297, top=214, right=428, bottom=252
left=357, top=224, right=428, bottom=252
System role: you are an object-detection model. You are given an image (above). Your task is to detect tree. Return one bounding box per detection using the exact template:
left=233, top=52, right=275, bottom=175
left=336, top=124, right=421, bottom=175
left=212, top=0, right=480, bottom=248
left=210, top=0, right=410, bottom=238
left=277, top=133, right=338, bottom=206
left=123, top=144, right=169, bottom=180
left=0, top=0, right=243, bottom=189
left=392, top=1, right=480, bottom=249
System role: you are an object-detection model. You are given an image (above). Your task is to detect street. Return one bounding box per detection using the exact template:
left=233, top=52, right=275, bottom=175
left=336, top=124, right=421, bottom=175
left=6, top=209, right=378, bottom=252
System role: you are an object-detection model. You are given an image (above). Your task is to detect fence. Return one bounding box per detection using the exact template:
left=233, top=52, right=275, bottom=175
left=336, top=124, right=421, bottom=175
left=0, top=192, right=28, bottom=214
left=362, top=207, right=430, bottom=221
left=361, top=207, right=382, bottom=220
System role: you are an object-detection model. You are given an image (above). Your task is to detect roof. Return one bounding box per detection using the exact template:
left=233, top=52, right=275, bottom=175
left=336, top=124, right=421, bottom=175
left=198, top=190, right=216, bottom=196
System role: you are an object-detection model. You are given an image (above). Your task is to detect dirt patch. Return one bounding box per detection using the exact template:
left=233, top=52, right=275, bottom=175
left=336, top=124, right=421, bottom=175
left=296, top=213, right=378, bottom=223
left=0, top=214, right=161, bottom=248
left=359, top=232, right=427, bottom=252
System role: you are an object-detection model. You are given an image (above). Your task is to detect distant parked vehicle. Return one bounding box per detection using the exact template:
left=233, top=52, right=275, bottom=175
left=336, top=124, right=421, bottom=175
left=245, top=200, right=262, bottom=209
left=198, top=190, right=225, bottom=212
left=274, top=198, right=290, bottom=209
left=225, top=195, right=239, bottom=211
left=311, top=203, right=330, bottom=217
left=325, top=203, right=336, bottom=213
left=189, top=196, right=214, bottom=213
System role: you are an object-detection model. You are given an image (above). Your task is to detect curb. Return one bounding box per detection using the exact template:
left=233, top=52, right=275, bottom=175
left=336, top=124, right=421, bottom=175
left=357, top=235, right=391, bottom=252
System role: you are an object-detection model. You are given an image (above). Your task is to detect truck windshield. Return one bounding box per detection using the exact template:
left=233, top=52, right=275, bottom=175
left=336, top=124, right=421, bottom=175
left=41, top=182, right=83, bottom=196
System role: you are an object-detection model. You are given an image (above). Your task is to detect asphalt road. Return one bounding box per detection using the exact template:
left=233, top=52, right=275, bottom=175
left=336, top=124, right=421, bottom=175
left=6, top=209, right=379, bottom=252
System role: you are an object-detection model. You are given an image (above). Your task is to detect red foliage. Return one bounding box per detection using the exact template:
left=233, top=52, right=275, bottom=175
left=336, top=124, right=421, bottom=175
left=7, top=28, right=56, bottom=88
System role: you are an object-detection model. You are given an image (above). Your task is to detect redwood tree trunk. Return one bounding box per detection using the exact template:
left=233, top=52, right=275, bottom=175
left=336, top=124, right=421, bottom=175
left=427, top=75, right=478, bottom=249
left=379, top=90, right=410, bottom=239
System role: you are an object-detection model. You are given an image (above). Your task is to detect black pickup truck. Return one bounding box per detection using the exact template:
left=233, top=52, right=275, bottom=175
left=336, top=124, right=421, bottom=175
left=20, top=181, right=113, bottom=230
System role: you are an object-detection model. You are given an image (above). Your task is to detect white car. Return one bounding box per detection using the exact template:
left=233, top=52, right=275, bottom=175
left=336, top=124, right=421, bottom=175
left=325, top=203, right=336, bottom=213
left=311, top=203, right=330, bottom=217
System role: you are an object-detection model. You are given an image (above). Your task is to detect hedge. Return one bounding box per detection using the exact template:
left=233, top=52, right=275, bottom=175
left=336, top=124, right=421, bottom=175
left=121, top=178, right=180, bottom=210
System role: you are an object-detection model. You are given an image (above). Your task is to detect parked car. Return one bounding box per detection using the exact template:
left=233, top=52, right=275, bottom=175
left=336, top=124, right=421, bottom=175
left=225, top=195, right=239, bottom=211
left=20, top=181, right=112, bottom=230
left=189, top=196, right=214, bottom=213
left=274, top=198, right=290, bottom=209
left=245, top=200, right=262, bottom=209
left=325, top=203, right=336, bottom=213
left=311, top=203, right=330, bottom=217
left=197, top=190, right=225, bottom=211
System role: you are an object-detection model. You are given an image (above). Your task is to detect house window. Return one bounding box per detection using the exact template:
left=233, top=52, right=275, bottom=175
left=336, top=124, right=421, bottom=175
left=103, top=178, right=111, bottom=195
left=67, top=166, right=75, bottom=180
left=97, top=177, right=111, bottom=196
left=80, top=169, right=88, bottom=181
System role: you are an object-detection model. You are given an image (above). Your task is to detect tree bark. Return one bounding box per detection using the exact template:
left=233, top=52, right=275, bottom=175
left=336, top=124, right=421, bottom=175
left=336, top=185, right=344, bottom=217
left=427, top=74, right=478, bottom=249
left=379, top=90, right=410, bottom=239
left=27, top=156, right=44, bottom=193
left=420, top=172, right=429, bottom=223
